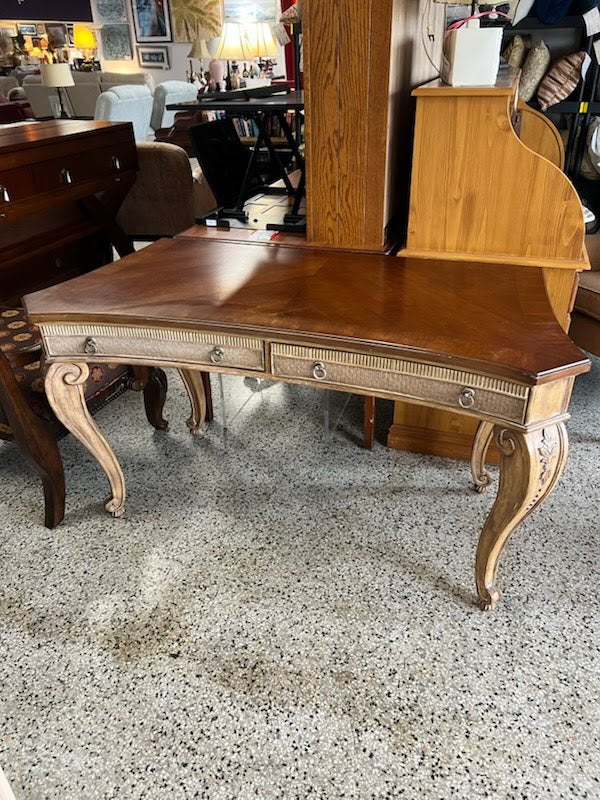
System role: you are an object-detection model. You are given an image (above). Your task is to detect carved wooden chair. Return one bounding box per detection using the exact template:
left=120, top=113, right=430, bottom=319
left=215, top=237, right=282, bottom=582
left=0, top=306, right=169, bottom=528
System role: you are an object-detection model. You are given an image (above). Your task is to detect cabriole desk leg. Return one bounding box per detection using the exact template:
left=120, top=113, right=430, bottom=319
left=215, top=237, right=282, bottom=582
left=45, top=362, right=126, bottom=518
left=476, top=422, right=568, bottom=611
left=179, top=369, right=206, bottom=435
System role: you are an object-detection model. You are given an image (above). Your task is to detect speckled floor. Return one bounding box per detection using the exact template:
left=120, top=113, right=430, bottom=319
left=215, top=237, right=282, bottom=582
left=0, top=359, right=599, bottom=799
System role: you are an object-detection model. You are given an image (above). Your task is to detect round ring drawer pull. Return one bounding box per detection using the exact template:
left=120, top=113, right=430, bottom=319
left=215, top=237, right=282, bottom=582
left=459, top=387, right=476, bottom=409
left=210, top=346, right=225, bottom=364
left=84, top=336, right=98, bottom=355
left=312, top=361, right=327, bottom=381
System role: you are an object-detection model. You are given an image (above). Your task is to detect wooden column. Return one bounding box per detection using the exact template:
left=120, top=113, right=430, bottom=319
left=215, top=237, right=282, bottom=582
left=302, top=0, right=443, bottom=252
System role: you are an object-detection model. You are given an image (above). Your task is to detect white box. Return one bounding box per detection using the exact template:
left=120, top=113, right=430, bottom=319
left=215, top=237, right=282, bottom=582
left=442, top=22, right=503, bottom=87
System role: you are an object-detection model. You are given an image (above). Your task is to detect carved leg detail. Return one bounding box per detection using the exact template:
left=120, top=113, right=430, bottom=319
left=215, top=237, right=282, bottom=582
left=471, top=420, right=495, bottom=493
left=45, top=362, right=126, bottom=517
left=179, top=369, right=206, bottom=435
left=475, top=423, right=568, bottom=611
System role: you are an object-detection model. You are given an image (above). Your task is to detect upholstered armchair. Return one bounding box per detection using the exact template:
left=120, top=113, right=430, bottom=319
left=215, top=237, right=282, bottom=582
left=94, top=85, right=153, bottom=141
left=151, top=80, right=198, bottom=132
left=116, top=141, right=216, bottom=237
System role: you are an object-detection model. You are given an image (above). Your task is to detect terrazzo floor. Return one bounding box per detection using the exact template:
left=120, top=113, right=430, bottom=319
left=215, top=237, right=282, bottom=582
left=0, top=359, right=599, bottom=799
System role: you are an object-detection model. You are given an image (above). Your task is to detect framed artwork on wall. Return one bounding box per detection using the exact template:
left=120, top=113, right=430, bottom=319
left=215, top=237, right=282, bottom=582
left=36, top=24, right=46, bottom=35
left=170, top=0, right=222, bottom=43
left=100, top=23, right=133, bottom=59
left=92, top=0, right=128, bottom=23
left=0, top=25, right=18, bottom=38
left=17, top=24, right=38, bottom=36
left=131, top=0, right=172, bottom=42
left=224, top=0, right=275, bottom=22
left=136, top=44, right=170, bottom=69
left=45, top=23, right=68, bottom=48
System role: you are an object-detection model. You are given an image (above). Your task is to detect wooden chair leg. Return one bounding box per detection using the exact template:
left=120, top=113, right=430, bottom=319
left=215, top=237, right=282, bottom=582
left=0, top=351, right=65, bottom=528
left=363, top=396, right=376, bottom=449
left=201, top=372, right=214, bottom=422
left=128, top=366, right=168, bottom=430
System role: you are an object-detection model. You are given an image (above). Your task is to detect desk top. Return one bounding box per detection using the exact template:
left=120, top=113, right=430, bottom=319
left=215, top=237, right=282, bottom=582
left=23, top=237, right=589, bottom=386
left=167, top=90, right=304, bottom=113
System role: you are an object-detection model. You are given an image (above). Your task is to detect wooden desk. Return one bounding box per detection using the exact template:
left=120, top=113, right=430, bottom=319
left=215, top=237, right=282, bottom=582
left=23, top=238, right=590, bottom=610
left=0, top=119, right=136, bottom=306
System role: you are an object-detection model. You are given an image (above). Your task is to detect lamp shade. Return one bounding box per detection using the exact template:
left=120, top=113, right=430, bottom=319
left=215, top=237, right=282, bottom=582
left=41, top=63, right=75, bottom=88
left=213, top=22, right=253, bottom=60
left=188, top=39, right=211, bottom=59
left=244, top=22, right=279, bottom=58
left=73, top=24, right=97, bottom=50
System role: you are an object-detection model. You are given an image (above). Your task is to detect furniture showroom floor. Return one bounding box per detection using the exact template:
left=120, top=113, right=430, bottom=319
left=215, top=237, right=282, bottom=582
left=1, top=358, right=598, bottom=799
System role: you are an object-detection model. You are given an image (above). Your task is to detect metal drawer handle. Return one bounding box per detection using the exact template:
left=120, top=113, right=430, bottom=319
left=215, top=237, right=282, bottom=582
left=112, top=155, right=122, bottom=171
left=60, top=168, right=73, bottom=185
left=84, top=336, right=98, bottom=355
left=210, top=346, right=225, bottom=364
left=459, top=387, right=476, bottom=409
left=312, top=361, right=327, bottom=381
left=1, top=186, right=10, bottom=203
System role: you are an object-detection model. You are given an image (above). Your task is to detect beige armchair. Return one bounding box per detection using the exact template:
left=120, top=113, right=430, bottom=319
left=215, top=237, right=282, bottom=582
left=116, top=141, right=216, bottom=238
left=570, top=235, right=600, bottom=356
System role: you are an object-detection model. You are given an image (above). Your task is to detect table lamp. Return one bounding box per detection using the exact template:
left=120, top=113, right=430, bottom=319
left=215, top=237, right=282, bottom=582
left=212, top=22, right=253, bottom=90
left=244, top=22, right=279, bottom=78
left=73, top=24, right=97, bottom=70
left=187, top=38, right=211, bottom=82
left=41, top=63, right=74, bottom=118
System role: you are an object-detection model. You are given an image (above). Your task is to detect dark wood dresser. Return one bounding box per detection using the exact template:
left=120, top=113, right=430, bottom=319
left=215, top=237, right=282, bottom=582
left=0, top=120, right=137, bottom=306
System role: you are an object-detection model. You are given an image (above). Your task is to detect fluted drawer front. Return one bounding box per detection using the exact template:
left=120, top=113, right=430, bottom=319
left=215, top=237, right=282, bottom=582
left=41, top=324, right=265, bottom=371
left=271, top=344, right=529, bottom=423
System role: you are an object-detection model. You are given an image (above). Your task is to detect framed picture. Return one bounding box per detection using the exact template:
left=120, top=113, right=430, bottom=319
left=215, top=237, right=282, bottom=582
left=170, top=0, right=222, bottom=42
left=100, top=23, right=133, bottom=60
left=0, top=25, right=17, bottom=38
left=93, top=0, right=128, bottom=23
left=67, top=25, right=74, bottom=46
left=131, top=0, right=172, bottom=42
left=45, top=23, right=68, bottom=48
left=136, top=44, right=170, bottom=69
left=17, top=24, right=37, bottom=36
left=36, top=24, right=46, bottom=35
left=224, top=0, right=275, bottom=23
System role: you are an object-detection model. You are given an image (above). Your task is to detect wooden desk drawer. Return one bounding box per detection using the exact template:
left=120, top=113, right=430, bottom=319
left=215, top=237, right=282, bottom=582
left=41, top=324, right=265, bottom=372
left=271, top=344, right=530, bottom=423
left=0, top=166, right=36, bottom=206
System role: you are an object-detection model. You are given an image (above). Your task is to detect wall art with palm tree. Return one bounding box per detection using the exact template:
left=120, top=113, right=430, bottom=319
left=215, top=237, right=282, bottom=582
left=170, top=0, right=223, bottom=42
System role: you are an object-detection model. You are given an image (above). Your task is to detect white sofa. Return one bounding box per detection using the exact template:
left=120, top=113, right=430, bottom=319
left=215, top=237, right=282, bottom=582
left=150, top=80, right=198, bottom=132
left=94, top=84, right=153, bottom=141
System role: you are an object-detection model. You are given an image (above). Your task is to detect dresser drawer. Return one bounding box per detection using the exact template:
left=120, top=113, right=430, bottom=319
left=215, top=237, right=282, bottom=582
left=92, top=143, right=137, bottom=178
left=0, top=166, right=36, bottom=206
left=41, top=324, right=265, bottom=372
left=34, top=152, right=93, bottom=192
left=271, top=344, right=530, bottom=423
